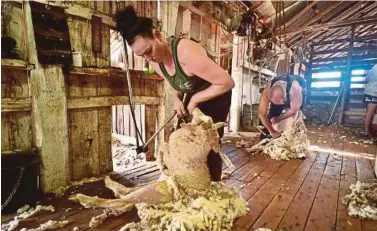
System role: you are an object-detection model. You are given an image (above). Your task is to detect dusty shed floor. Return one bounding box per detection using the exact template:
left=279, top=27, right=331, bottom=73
left=1, top=125, right=377, bottom=231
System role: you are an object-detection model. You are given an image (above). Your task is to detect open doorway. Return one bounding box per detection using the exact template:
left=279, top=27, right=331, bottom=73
left=110, top=28, right=150, bottom=172
left=111, top=105, right=146, bottom=172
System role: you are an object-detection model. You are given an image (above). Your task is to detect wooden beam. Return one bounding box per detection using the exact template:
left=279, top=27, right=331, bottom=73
left=68, top=96, right=161, bottom=109
left=306, top=45, right=314, bottom=104
left=281, top=1, right=319, bottom=29
left=290, top=6, right=376, bottom=47
left=310, top=95, right=338, bottom=101
left=26, top=0, right=70, bottom=194
left=338, top=25, right=355, bottom=125
left=313, top=48, right=349, bottom=55
left=240, top=60, right=277, bottom=77
left=344, top=110, right=365, bottom=116
left=70, top=67, right=164, bottom=81
left=313, top=45, right=377, bottom=55
left=312, top=59, right=377, bottom=69
left=313, top=56, right=347, bottom=63
left=1, top=59, right=35, bottom=70
left=288, top=1, right=364, bottom=47
left=34, top=25, right=69, bottom=41
left=311, top=77, right=342, bottom=82
left=33, top=0, right=116, bottom=27
left=313, top=38, right=351, bottom=46
left=1, top=98, right=32, bottom=112
left=179, top=2, right=215, bottom=23
left=282, top=1, right=343, bottom=40
left=281, top=16, right=377, bottom=37
left=313, top=53, right=377, bottom=63
left=310, top=87, right=341, bottom=92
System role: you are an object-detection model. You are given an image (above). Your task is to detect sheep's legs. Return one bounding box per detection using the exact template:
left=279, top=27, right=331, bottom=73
left=74, top=181, right=173, bottom=210
left=104, top=176, right=150, bottom=198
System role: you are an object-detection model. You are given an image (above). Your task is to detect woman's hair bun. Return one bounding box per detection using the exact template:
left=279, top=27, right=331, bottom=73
left=115, top=5, right=154, bottom=44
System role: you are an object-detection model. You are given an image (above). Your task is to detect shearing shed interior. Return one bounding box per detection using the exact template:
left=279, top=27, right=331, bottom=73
left=1, top=1, right=377, bottom=231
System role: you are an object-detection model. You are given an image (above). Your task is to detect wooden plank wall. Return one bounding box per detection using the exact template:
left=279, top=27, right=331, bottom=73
left=1, top=68, right=32, bottom=151
left=2, top=1, right=27, bottom=59
left=308, top=23, right=377, bottom=124
left=1, top=0, right=32, bottom=152
left=65, top=1, right=162, bottom=181
left=112, top=105, right=146, bottom=142
left=1, top=1, right=165, bottom=192
left=67, top=72, right=163, bottom=181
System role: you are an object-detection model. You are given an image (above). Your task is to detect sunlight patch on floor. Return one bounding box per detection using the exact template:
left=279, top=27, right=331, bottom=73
left=309, top=145, right=375, bottom=160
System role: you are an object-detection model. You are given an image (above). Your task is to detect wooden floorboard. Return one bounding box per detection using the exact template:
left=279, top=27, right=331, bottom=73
left=304, top=153, right=342, bottom=231
left=237, top=157, right=285, bottom=201
left=251, top=152, right=317, bottom=230
left=336, top=156, right=362, bottom=231
left=277, top=152, right=329, bottom=231
left=2, top=126, right=377, bottom=231
left=235, top=159, right=303, bottom=230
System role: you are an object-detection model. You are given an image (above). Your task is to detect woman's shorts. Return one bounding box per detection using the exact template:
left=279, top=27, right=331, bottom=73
left=364, top=94, right=377, bottom=104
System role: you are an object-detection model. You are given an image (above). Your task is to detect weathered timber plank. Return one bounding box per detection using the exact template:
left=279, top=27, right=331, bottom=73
left=68, top=96, right=161, bottom=109
left=67, top=16, right=109, bottom=68
left=69, top=108, right=100, bottom=180
left=336, top=156, right=362, bottom=231
left=1, top=98, right=32, bottom=112
left=98, top=107, right=113, bottom=174
left=1, top=111, right=32, bottom=151
left=1, top=114, right=12, bottom=151
left=235, top=159, right=303, bottom=230
left=223, top=149, right=252, bottom=173
left=229, top=154, right=266, bottom=180
left=238, top=158, right=286, bottom=201
left=58, top=208, right=106, bottom=231
left=1, top=68, right=30, bottom=98
left=67, top=74, right=98, bottom=98
left=351, top=144, right=377, bottom=231
left=344, top=140, right=376, bottom=182
left=239, top=157, right=278, bottom=182
left=356, top=157, right=376, bottom=183
left=145, top=105, right=158, bottom=160
left=252, top=153, right=317, bottom=230
left=277, top=152, right=329, bottom=231
left=304, top=154, right=342, bottom=231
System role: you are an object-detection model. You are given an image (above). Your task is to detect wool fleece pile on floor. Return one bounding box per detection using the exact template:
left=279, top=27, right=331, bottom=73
left=246, top=111, right=309, bottom=160
left=343, top=181, right=377, bottom=220
left=72, top=108, right=248, bottom=230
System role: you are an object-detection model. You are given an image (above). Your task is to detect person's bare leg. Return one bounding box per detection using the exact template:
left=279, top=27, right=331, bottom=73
left=364, top=103, right=377, bottom=136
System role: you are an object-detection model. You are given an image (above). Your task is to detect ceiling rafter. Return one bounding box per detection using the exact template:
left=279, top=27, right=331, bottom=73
left=280, top=1, right=318, bottom=29
left=283, top=1, right=343, bottom=40
left=307, top=3, right=377, bottom=46
left=288, top=1, right=371, bottom=47
left=281, top=16, right=377, bottom=38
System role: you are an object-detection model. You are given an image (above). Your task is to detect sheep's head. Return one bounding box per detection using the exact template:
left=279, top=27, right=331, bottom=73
left=180, top=108, right=224, bottom=153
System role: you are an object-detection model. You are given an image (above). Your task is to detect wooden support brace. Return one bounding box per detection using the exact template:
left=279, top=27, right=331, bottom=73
left=338, top=25, right=355, bottom=125
left=305, top=45, right=314, bottom=104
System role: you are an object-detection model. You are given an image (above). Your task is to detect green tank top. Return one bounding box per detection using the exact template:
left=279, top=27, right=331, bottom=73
left=158, top=37, right=211, bottom=94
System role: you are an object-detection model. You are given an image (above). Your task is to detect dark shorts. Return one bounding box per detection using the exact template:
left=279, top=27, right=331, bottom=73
left=364, top=94, right=377, bottom=104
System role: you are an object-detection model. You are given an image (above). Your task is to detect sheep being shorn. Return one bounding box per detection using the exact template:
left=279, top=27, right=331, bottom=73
left=246, top=111, right=309, bottom=160
left=72, top=108, right=248, bottom=230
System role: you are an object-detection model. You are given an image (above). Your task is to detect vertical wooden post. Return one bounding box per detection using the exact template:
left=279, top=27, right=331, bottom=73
left=305, top=45, right=314, bottom=105
left=24, top=2, right=69, bottom=193
left=338, top=25, right=355, bottom=125
left=145, top=105, right=158, bottom=161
